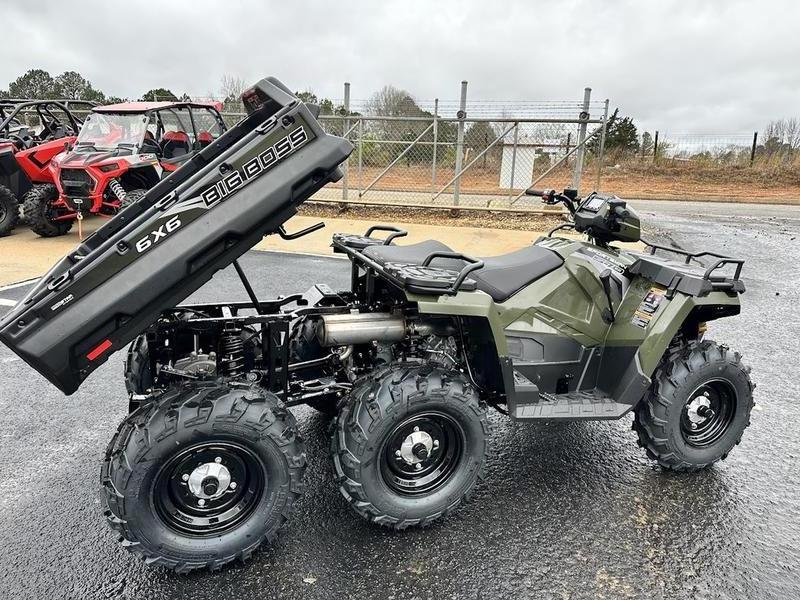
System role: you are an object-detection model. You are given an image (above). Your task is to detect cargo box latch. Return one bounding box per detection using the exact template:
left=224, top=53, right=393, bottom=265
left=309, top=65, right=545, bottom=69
left=47, top=271, right=73, bottom=292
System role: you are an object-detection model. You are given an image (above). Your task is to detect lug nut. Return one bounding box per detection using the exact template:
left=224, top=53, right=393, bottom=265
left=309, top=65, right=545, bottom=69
left=198, top=499, right=206, bottom=506
left=230, top=482, right=237, bottom=490
left=415, top=463, right=422, bottom=471
left=182, top=474, right=189, bottom=482
left=215, top=457, right=222, bottom=463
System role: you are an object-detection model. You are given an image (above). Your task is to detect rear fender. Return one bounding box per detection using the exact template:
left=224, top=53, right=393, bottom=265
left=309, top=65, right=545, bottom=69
left=410, top=290, right=508, bottom=394
left=411, top=290, right=507, bottom=356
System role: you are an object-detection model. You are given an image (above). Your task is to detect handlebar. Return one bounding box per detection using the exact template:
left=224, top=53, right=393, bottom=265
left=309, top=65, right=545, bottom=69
left=524, top=187, right=577, bottom=214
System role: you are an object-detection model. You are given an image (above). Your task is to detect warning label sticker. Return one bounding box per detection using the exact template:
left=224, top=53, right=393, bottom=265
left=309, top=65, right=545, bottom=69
left=631, top=287, right=666, bottom=328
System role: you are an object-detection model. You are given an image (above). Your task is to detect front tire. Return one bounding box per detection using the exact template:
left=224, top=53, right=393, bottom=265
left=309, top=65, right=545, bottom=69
left=0, top=184, right=19, bottom=237
left=633, top=340, right=754, bottom=471
left=120, top=187, right=147, bottom=210
left=331, top=362, right=490, bottom=529
left=101, top=383, right=306, bottom=572
left=22, top=183, right=73, bottom=237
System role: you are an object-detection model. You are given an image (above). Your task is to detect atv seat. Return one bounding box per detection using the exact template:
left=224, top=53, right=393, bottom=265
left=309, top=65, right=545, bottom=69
left=363, top=240, right=563, bottom=302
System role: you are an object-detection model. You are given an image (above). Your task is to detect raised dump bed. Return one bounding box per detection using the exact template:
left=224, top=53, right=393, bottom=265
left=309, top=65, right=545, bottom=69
left=0, top=77, right=352, bottom=394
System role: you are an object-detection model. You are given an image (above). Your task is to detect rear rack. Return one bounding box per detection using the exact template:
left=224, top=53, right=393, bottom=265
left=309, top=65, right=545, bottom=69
left=332, top=227, right=483, bottom=296
left=635, top=238, right=745, bottom=297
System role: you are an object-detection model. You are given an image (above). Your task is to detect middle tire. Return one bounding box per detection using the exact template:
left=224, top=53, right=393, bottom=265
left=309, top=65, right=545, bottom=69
left=331, top=362, right=490, bottom=529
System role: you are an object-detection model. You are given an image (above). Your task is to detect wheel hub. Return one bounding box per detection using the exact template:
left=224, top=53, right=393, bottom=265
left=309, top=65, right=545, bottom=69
left=187, top=461, right=232, bottom=500
left=680, top=379, right=737, bottom=448
left=686, top=394, right=714, bottom=426
left=154, top=442, right=265, bottom=536
left=398, top=429, right=436, bottom=465
left=381, top=412, right=464, bottom=496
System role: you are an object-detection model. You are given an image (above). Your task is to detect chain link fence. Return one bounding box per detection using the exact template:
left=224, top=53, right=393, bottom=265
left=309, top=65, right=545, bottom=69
left=14, top=85, right=799, bottom=205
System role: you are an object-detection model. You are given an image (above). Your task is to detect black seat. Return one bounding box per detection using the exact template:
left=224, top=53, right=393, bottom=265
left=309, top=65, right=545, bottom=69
left=363, top=240, right=563, bottom=302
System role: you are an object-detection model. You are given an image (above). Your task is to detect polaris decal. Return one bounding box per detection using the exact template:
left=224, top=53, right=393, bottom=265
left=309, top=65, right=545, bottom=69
left=135, top=216, right=182, bottom=253
left=200, top=127, right=309, bottom=207
left=51, top=294, right=74, bottom=312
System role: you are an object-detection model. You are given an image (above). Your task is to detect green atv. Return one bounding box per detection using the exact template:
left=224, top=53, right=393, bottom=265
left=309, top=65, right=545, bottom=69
left=0, top=80, right=752, bottom=572
left=115, top=188, right=752, bottom=570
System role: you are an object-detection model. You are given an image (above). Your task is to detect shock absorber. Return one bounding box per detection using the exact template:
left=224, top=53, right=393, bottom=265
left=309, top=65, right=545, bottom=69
left=220, top=326, right=245, bottom=377
left=107, top=178, right=128, bottom=204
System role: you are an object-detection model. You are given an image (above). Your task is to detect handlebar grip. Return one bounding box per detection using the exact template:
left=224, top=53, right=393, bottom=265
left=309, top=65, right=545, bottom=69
left=524, top=189, right=545, bottom=197
left=612, top=205, right=629, bottom=218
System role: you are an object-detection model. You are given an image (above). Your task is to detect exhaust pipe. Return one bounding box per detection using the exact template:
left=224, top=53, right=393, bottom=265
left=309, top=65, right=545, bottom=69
left=317, top=313, right=405, bottom=347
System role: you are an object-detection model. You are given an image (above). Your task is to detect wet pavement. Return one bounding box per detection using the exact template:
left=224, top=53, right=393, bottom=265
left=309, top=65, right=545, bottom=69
left=0, top=206, right=798, bottom=599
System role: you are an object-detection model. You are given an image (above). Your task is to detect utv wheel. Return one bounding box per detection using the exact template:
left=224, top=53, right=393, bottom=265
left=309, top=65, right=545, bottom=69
left=101, top=383, right=306, bottom=573
left=22, top=183, right=73, bottom=237
left=120, top=188, right=147, bottom=210
left=289, top=316, right=338, bottom=416
left=331, top=362, right=490, bottom=529
left=633, top=340, right=754, bottom=472
left=124, top=334, right=153, bottom=395
left=0, top=184, right=19, bottom=237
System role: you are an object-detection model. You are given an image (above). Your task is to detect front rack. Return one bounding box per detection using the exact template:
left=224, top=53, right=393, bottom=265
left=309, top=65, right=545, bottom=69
left=637, top=238, right=745, bottom=297
left=332, top=226, right=484, bottom=296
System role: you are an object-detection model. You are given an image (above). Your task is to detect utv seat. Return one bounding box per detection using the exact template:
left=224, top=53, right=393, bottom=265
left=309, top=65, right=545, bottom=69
left=197, top=131, right=214, bottom=148
left=363, top=240, right=563, bottom=302
left=161, top=131, right=191, bottom=159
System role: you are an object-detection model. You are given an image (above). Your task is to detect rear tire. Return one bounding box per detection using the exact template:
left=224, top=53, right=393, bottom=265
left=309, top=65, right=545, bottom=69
left=101, top=383, right=306, bottom=573
left=22, top=183, right=73, bottom=237
left=331, top=362, right=490, bottom=529
left=0, top=184, right=19, bottom=237
left=633, top=340, right=754, bottom=471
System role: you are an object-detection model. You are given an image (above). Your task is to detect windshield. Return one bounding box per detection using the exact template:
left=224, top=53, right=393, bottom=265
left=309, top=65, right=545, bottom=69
left=76, top=112, right=147, bottom=150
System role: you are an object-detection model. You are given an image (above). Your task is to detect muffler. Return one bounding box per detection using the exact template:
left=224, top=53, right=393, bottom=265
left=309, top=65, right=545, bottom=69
left=317, top=313, right=405, bottom=347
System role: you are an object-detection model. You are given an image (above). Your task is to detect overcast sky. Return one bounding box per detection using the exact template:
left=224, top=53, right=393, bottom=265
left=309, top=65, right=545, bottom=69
left=3, top=0, right=799, bottom=133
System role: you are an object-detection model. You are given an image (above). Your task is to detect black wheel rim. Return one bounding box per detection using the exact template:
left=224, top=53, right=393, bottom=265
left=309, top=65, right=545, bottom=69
left=153, top=441, right=265, bottom=536
left=680, top=379, right=738, bottom=447
left=380, top=411, right=465, bottom=496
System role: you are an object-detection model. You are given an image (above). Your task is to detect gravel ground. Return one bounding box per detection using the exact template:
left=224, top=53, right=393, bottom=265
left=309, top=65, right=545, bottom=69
left=0, top=206, right=798, bottom=599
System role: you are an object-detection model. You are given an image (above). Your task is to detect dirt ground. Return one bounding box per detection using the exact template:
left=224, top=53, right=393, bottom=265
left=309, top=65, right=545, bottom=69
left=299, top=202, right=564, bottom=231
left=332, top=163, right=800, bottom=204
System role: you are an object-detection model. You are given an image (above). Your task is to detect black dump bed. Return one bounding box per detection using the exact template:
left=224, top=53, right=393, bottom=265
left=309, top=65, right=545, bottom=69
left=0, top=77, right=352, bottom=394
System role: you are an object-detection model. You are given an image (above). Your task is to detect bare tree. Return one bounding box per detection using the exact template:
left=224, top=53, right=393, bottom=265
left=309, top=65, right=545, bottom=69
left=219, top=74, right=247, bottom=103
left=366, top=85, right=423, bottom=117
left=764, top=117, right=800, bottom=149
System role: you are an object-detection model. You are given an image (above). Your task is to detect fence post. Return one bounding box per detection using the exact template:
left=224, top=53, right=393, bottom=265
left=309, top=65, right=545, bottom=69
left=453, top=80, right=468, bottom=209
left=750, top=131, right=758, bottom=166
left=571, top=87, right=591, bottom=192
left=653, top=130, right=659, bottom=162
left=595, top=99, right=609, bottom=192
left=565, top=132, right=571, bottom=160
left=508, top=122, right=519, bottom=201
left=431, top=98, right=439, bottom=195
left=342, top=82, right=350, bottom=202
left=357, top=118, right=364, bottom=193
